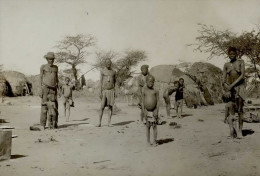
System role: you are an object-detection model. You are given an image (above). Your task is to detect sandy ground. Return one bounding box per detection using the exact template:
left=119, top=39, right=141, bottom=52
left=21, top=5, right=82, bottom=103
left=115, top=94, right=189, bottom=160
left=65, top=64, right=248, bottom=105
left=0, top=96, right=260, bottom=176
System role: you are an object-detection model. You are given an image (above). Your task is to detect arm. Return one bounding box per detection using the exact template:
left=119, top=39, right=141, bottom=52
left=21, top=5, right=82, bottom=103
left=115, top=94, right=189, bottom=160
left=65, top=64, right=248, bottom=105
left=100, top=70, right=103, bottom=97
left=229, top=60, right=245, bottom=89
left=155, top=90, right=159, bottom=117
left=222, top=63, right=228, bottom=87
left=55, top=66, right=59, bottom=88
left=141, top=90, right=145, bottom=114
left=40, top=65, right=44, bottom=87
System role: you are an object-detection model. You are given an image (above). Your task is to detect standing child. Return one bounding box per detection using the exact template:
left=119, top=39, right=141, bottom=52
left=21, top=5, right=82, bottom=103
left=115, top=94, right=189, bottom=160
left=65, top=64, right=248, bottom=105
left=61, top=77, right=74, bottom=122
left=175, top=78, right=185, bottom=118
left=43, top=94, right=58, bottom=129
left=142, top=75, right=159, bottom=146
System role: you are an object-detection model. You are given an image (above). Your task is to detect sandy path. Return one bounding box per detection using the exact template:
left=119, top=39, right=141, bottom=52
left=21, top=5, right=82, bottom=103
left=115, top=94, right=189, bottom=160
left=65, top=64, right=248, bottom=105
left=0, top=96, right=260, bottom=176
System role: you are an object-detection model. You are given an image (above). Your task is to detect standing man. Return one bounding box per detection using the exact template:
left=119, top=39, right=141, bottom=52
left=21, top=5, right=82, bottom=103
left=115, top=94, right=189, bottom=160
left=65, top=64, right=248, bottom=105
left=98, top=58, right=116, bottom=127
left=223, top=46, right=246, bottom=139
left=137, top=65, right=150, bottom=124
left=40, top=52, right=59, bottom=130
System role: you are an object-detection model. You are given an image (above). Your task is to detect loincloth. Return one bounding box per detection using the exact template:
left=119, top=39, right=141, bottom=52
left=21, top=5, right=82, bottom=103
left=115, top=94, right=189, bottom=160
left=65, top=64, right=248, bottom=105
left=145, top=111, right=158, bottom=123
left=102, top=89, right=115, bottom=106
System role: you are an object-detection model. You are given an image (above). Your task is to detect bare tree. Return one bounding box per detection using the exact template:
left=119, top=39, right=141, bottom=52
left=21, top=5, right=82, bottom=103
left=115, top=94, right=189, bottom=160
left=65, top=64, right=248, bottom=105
left=192, top=24, right=260, bottom=79
left=55, top=34, right=96, bottom=81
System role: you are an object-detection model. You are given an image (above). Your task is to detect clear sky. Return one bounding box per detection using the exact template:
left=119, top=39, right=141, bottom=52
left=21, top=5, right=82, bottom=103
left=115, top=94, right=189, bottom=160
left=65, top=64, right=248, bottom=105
left=1, top=0, right=260, bottom=80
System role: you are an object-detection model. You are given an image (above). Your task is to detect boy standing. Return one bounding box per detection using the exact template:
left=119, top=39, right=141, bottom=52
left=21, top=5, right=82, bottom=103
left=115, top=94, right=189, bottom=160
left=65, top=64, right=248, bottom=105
left=142, top=75, right=159, bottom=146
left=43, top=94, right=58, bottom=129
left=175, top=78, right=185, bottom=118
left=61, top=77, right=74, bottom=122
left=98, top=58, right=116, bottom=127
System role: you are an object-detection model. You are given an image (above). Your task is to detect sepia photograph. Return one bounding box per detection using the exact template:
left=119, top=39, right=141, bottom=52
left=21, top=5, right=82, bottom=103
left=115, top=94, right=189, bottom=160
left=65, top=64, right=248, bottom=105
left=0, top=0, right=260, bottom=175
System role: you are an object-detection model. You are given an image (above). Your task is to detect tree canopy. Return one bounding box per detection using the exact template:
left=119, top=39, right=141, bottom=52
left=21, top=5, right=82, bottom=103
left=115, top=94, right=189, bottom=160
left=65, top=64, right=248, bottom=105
left=55, top=34, right=96, bottom=81
left=94, top=49, right=147, bottom=87
left=193, top=24, right=260, bottom=79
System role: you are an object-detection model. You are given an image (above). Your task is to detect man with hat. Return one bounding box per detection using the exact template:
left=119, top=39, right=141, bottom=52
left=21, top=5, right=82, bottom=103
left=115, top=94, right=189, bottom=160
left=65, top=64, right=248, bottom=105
left=40, top=52, right=59, bottom=130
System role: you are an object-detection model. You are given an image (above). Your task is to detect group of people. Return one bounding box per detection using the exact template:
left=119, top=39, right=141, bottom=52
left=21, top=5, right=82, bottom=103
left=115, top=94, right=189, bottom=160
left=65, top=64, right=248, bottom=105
left=39, top=45, right=246, bottom=145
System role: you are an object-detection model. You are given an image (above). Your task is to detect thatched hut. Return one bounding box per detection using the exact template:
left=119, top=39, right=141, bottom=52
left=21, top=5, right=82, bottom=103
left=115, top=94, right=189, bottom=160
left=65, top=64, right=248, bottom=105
left=150, top=65, right=205, bottom=107
left=0, top=73, right=7, bottom=101
left=26, top=74, right=41, bottom=96
left=2, top=71, right=31, bottom=96
left=186, top=62, right=223, bottom=104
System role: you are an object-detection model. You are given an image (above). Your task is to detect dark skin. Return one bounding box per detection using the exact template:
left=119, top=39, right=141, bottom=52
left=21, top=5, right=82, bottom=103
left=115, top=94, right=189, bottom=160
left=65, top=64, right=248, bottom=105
left=223, top=50, right=245, bottom=139
left=138, top=66, right=149, bottom=123
left=98, top=59, right=116, bottom=127
left=142, top=76, right=159, bottom=146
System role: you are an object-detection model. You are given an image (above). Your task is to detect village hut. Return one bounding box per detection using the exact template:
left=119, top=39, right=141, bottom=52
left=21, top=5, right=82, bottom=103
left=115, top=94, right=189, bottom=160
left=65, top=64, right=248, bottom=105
left=186, top=62, right=223, bottom=104
left=26, top=74, right=41, bottom=96
left=150, top=65, right=206, bottom=107
left=0, top=73, right=7, bottom=102
left=2, top=71, right=31, bottom=97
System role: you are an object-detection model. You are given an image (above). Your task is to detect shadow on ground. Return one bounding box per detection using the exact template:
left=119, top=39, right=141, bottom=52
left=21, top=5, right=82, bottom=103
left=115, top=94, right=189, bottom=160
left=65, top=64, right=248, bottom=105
left=242, top=129, right=254, bottom=136
left=72, top=118, right=89, bottom=122
left=171, top=114, right=192, bottom=118
left=11, top=154, right=27, bottom=159
left=0, top=119, right=9, bottom=123
left=157, top=138, right=174, bottom=145
left=112, top=121, right=135, bottom=126
left=59, top=122, right=90, bottom=129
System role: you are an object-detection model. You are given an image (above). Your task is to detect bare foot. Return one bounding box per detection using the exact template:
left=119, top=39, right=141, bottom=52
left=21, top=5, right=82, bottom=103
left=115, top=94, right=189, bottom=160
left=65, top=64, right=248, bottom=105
left=152, top=142, right=158, bottom=147
left=146, top=143, right=152, bottom=147
left=96, top=124, right=101, bottom=127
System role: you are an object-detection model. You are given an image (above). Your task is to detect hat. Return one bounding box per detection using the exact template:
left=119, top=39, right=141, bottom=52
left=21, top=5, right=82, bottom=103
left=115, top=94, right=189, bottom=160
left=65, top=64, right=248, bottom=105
left=44, top=52, right=55, bottom=59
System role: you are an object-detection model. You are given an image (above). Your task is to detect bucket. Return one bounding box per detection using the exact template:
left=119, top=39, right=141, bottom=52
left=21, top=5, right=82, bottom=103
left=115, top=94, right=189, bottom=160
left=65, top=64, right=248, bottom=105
left=0, top=130, right=12, bottom=161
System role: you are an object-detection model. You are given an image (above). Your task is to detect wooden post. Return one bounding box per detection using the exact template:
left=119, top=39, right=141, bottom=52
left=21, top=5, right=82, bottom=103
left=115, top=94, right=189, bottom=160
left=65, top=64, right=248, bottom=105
left=0, top=130, right=12, bottom=161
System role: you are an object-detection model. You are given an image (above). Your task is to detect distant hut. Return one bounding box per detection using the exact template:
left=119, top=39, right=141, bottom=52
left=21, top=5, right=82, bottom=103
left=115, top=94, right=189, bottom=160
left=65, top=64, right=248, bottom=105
left=0, top=73, right=7, bottom=102
left=26, top=74, right=41, bottom=96
left=150, top=65, right=205, bottom=107
left=2, top=71, right=31, bottom=96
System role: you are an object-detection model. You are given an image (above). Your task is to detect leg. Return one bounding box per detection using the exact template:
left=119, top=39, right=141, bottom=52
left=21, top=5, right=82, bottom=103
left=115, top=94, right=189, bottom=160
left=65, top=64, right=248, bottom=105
left=227, top=115, right=235, bottom=138
left=63, top=100, right=66, bottom=118
left=179, top=99, right=183, bottom=118
left=67, top=106, right=70, bottom=122
left=237, top=97, right=244, bottom=138
left=146, top=121, right=151, bottom=146
left=98, top=96, right=106, bottom=127
left=163, top=93, right=171, bottom=118
left=224, top=104, right=230, bottom=124
left=107, top=105, right=112, bottom=127
left=152, top=123, right=158, bottom=146
left=47, top=114, right=51, bottom=129
left=40, top=105, right=47, bottom=129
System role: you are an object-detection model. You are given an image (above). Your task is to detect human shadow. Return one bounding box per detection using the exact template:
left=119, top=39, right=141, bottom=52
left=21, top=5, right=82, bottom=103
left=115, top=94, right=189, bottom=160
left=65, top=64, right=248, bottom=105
left=157, top=138, right=174, bottom=145
left=58, top=122, right=90, bottom=129
left=72, top=118, right=89, bottom=122
left=0, top=119, right=9, bottom=123
left=171, top=114, right=192, bottom=118
left=242, top=129, right=255, bottom=136
left=112, top=121, right=135, bottom=126
left=181, top=114, right=193, bottom=118
left=11, top=154, right=27, bottom=159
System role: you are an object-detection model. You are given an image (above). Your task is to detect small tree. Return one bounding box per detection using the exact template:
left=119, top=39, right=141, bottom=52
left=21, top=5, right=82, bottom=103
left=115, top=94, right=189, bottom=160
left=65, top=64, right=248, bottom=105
left=192, top=24, right=260, bottom=79
left=55, top=34, right=96, bottom=81
left=94, top=49, right=147, bottom=86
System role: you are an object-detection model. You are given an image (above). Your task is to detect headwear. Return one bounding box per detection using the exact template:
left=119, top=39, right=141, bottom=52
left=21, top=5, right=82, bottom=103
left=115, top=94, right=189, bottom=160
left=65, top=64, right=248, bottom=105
left=44, top=52, right=55, bottom=59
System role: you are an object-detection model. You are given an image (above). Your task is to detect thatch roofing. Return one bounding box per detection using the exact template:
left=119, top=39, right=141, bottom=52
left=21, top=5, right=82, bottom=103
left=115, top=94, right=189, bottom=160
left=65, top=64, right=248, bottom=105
left=2, top=71, right=31, bottom=96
